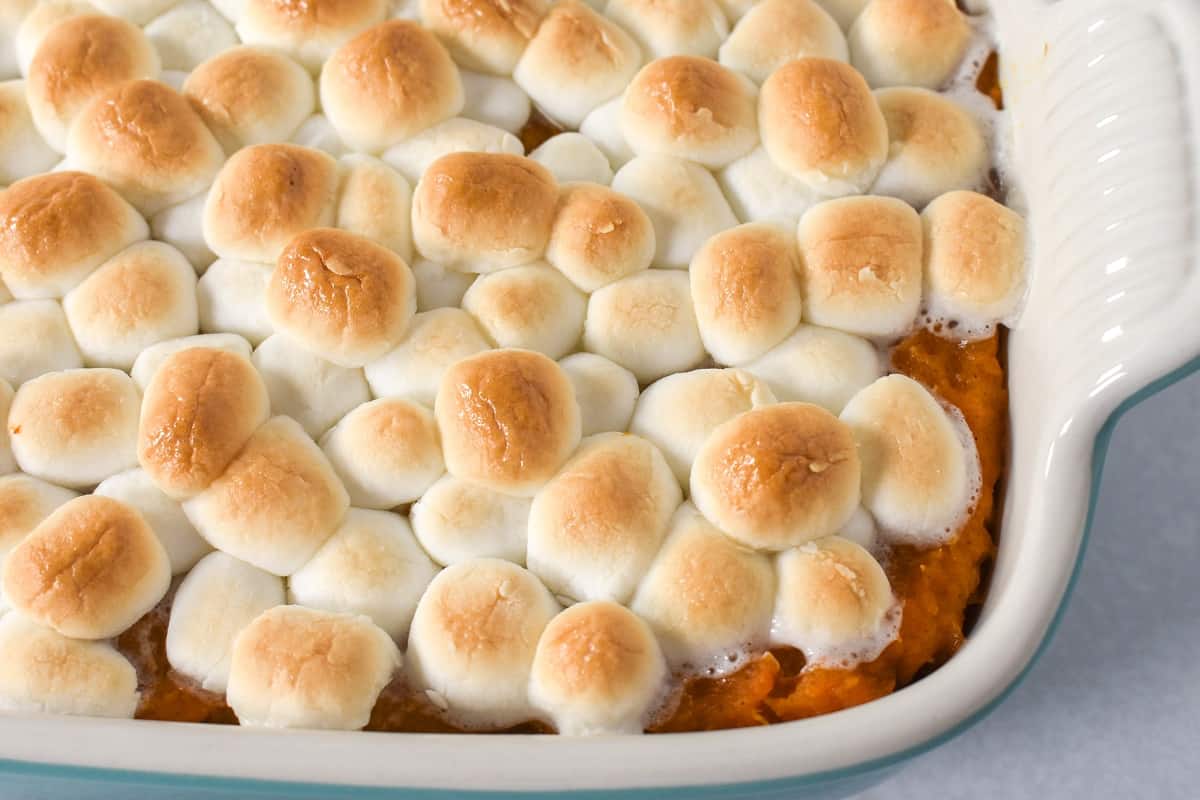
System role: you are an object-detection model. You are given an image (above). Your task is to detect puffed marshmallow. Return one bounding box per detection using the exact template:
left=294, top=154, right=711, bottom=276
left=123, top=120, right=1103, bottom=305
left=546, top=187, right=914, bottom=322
left=290, top=113, right=346, bottom=157
left=461, top=264, right=587, bottom=360
left=144, top=0, right=237, bottom=71
left=0, top=300, right=81, bottom=386
left=459, top=70, right=531, bottom=134
left=364, top=308, right=491, bottom=407
left=196, top=258, right=274, bottom=346
left=94, top=469, right=212, bottom=575
left=381, top=118, right=523, bottom=186
left=742, top=324, right=882, bottom=413
left=14, top=0, right=95, bottom=78
left=544, top=182, right=654, bottom=292
left=0, top=474, right=78, bottom=609
left=558, top=353, right=639, bottom=437
left=814, top=0, right=870, bottom=29
left=236, top=0, right=387, bottom=74
left=336, top=155, right=414, bottom=262
left=419, top=0, right=545, bottom=76
left=719, top=0, right=847, bottom=84
left=530, top=134, right=614, bottom=186
left=717, top=147, right=822, bottom=227
left=151, top=194, right=215, bottom=272
left=848, top=0, right=971, bottom=89
left=130, top=333, right=252, bottom=390
left=252, top=335, right=371, bottom=439
left=0, top=80, right=57, bottom=183
left=605, top=0, right=728, bottom=59
left=412, top=258, right=477, bottom=312
left=410, top=474, right=530, bottom=566
left=579, top=96, right=634, bottom=170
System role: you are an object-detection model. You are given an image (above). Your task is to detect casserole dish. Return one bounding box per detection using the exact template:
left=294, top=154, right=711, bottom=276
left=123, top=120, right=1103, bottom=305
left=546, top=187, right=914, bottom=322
left=1, top=0, right=1199, bottom=795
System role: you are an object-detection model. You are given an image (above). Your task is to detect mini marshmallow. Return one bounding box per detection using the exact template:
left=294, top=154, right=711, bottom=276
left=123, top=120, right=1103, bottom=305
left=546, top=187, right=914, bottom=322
left=530, top=600, right=667, bottom=735
left=183, top=416, right=350, bottom=575
left=252, top=335, right=372, bottom=438
left=797, top=195, right=923, bottom=338
left=848, top=0, right=971, bottom=89
left=839, top=506, right=877, bottom=550
left=840, top=374, right=978, bottom=543
left=8, top=368, right=140, bottom=489
left=90, top=0, right=177, bottom=23
left=605, top=0, right=728, bottom=59
left=691, top=402, right=861, bottom=551
left=814, top=0, right=870, bottom=29
left=412, top=259, right=477, bottom=312
left=545, top=183, right=653, bottom=292
left=144, top=0, right=237, bottom=71
left=717, top=147, right=821, bottom=227
left=530, top=134, right=614, bottom=185
left=227, top=605, right=400, bottom=730
left=558, top=352, right=639, bottom=437
left=158, top=69, right=187, bottom=91
left=629, top=368, right=775, bottom=486
left=719, top=0, right=847, bottom=83
left=0, top=380, right=12, bottom=474
left=611, top=155, right=737, bottom=270
left=14, top=0, right=96, bottom=78
left=743, top=324, right=882, bottom=413
left=459, top=70, right=531, bottom=134
left=0, top=0, right=33, bottom=79
left=364, top=308, right=490, bottom=406
left=165, top=551, right=284, bottom=693
left=94, top=469, right=212, bottom=574
left=579, top=96, right=634, bottom=170
left=381, top=117, right=523, bottom=185
left=0, top=475, right=78, bottom=608
left=320, top=398, right=445, bottom=509
left=151, top=193, right=215, bottom=272
left=196, top=258, right=274, bottom=345
left=130, top=332, right=253, bottom=390
left=236, top=0, right=387, bottom=73
left=0, top=301, right=82, bottom=386
left=336, top=155, right=414, bottom=261
left=583, top=269, right=705, bottom=383
left=461, top=264, right=586, bottom=359
left=631, top=503, right=774, bottom=670
left=406, top=558, right=558, bottom=729
left=288, top=508, right=437, bottom=640
left=0, top=80, right=57, bottom=183
left=290, top=113, right=346, bottom=157
left=410, top=473, right=530, bottom=566
left=419, top=0, right=545, bottom=75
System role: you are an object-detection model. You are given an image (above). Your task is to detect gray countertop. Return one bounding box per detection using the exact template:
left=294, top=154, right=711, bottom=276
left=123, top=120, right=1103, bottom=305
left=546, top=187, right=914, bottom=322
left=857, top=370, right=1200, bottom=799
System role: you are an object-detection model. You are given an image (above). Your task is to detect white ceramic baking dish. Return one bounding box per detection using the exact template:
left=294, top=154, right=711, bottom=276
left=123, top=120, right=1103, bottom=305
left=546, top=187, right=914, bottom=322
left=2, top=0, right=1198, bottom=796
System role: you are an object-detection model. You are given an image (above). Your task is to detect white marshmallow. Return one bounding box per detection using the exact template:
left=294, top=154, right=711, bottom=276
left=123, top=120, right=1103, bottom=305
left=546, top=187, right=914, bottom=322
left=144, top=0, right=237, bottom=71
left=742, top=324, right=883, bottom=413
left=0, top=300, right=81, bottom=386
left=579, top=96, right=634, bottom=170
left=412, top=258, right=476, bottom=312
left=158, top=69, right=187, bottom=91
left=605, top=0, right=728, bottom=59
left=530, top=134, right=614, bottom=186
left=364, top=308, right=490, bottom=407
left=558, top=352, right=639, bottom=437
left=461, top=264, right=587, bottom=360
left=151, top=193, right=215, bottom=273
left=196, top=258, right=273, bottom=346
left=381, top=117, right=523, bottom=185
left=94, top=469, right=211, bottom=574
left=410, top=474, right=530, bottom=566
left=336, top=154, right=414, bottom=262
left=252, top=335, right=371, bottom=439
left=459, top=70, right=531, bottom=134
left=0, top=80, right=57, bottom=184
left=839, top=506, right=877, bottom=550
left=290, top=113, right=346, bottom=157
left=130, top=332, right=252, bottom=390
left=717, top=147, right=821, bottom=227
left=0, top=379, right=12, bottom=475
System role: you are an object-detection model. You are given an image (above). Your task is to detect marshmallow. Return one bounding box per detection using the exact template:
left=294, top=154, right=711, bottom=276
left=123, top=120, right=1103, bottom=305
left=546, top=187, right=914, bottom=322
left=3, top=494, right=170, bottom=638
left=558, top=352, right=638, bottom=437
left=252, top=335, right=372, bottom=438
left=527, top=432, right=680, bottom=603
left=691, top=402, right=861, bottom=550
left=814, top=0, right=869, bottom=29
left=94, top=469, right=212, bottom=574
left=0, top=301, right=82, bottom=386
left=530, top=600, right=667, bottom=735
left=183, top=416, right=350, bottom=575
left=716, top=147, right=824, bottom=228
left=144, top=0, right=237, bottom=71
left=742, top=324, right=882, bottom=413
left=513, top=1, right=641, bottom=129
left=236, top=0, right=387, bottom=73
left=839, top=374, right=977, bottom=543
left=631, top=503, right=774, bottom=670
left=381, top=117, right=523, bottom=185
left=628, top=368, right=775, bottom=486
left=579, top=96, right=634, bottom=170
left=461, top=264, right=586, bottom=359
left=150, top=194, right=215, bottom=272
left=0, top=475, right=78, bottom=609
left=14, top=0, right=96, bottom=78
left=545, top=182, right=653, bottom=292
left=419, top=0, right=545, bottom=75
left=605, top=0, right=727, bottom=59
left=611, top=155, right=737, bottom=269
left=290, top=113, right=346, bottom=157
left=8, top=368, right=139, bottom=489
left=91, top=0, right=177, bottom=22
left=0, top=0, right=33, bottom=79
left=364, top=308, right=490, bottom=406
left=320, top=398, right=445, bottom=509
left=227, top=605, right=400, bottom=729
left=719, top=0, right=847, bottom=84
left=839, top=505, right=877, bottom=550
left=459, top=70, right=531, bottom=134
left=797, top=195, right=923, bottom=338
left=435, top=349, right=580, bottom=496
left=158, top=68, right=187, bottom=91
left=406, top=558, right=558, bottom=729
left=412, top=259, right=477, bottom=312
left=0, top=380, right=11, bottom=474
left=196, top=258, right=274, bottom=346
left=583, top=269, right=705, bottom=383
left=689, top=222, right=802, bottom=365
left=288, top=508, right=437, bottom=640
left=165, top=551, right=284, bottom=692
left=131, top=332, right=252, bottom=390
left=530, top=134, right=613, bottom=185
left=336, top=155, right=414, bottom=261
left=410, top=474, right=530, bottom=566
left=0, top=80, right=57, bottom=183
left=848, top=0, right=971, bottom=89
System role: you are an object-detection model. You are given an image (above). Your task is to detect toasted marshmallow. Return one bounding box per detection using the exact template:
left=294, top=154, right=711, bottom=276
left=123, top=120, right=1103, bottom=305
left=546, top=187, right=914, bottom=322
left=411, top=474, right=529, bottom=565
left=8, top=369, right=139, bottom=489
left=203, top=143, right=339, bottom=264
left=3, top=495, right=170, bottom=638
left=93, top=469, right=210, bottom=575
left=848, top=0, right=971, bottom=89
left=689, top=223, right=802, bottom=365
left=872, top=88, right=987, bottom=209
left=840, top=374, right=977, bottom=543
left=62, top=241, right=198, bottom=370
left=611, top=156, right=737, bottom=270
left=14, top=0, right=96, bottom=78
left=412, top=259, right=477, bottom=312
left=459, top=70, right=531, bottom=134
left=814, top=0, right=869, bottom=29
left=236, top=0, right=386, bottom=73
left=743, top=324, right=882, bottom=412
left=0, top=172, right=149, bottom=299
left=0, top=475, right=78, bottom=602
left=691, top=403, right=860, bottom=550
left=137, top=347, right=269, bottom=499
left=528, top=433, right=680, bottom=603
left=435, top=349, right=580, bottom=496
left=717, top=147, right=823, bottom=227
left=183, top=46, right=314, bottom=154
left=621, top=57, right=758, bottom=169
left=364, top=308, right=490, bottom=406
left=583, top=269, right=705, bottom=383
left=0, top=80, right=57, bottom=183
left=419, top=0, right=545, bottom=75
left=145, top=1, right=237, bottom=71
left=530, top=600, right=666, bottom=735
left=290, top=113, right=346, bottom=157
left=605, top=0, right=727, bottom=59
left=320, top=398, right=444, bottom=509
left=0, top=300, right=82, bottom=386
left=461, top=264, right=586, bottom=360
left=719, top=0, right=847, bottom=83
left=196, top=258, right=273, bottom=346
left=758, top=58, right=887, bottom=196
left=579, top=96, right=634, bottom=170
left=407, top=558, right=558, bottom=728
left=183, top=416, right=349, bottom=575
left=289, top=508, right=437, bottom=640
left=320, top=20, right=463, bottom=153
left=629, top=368, right=774, bottom=486
left=773, top=536, right=894, bottom=660
left=131, top=333, right=252, bottom=390
left=798, top=195, right=922, bottom=338
left=0, top=614, right=138, bottom=718
left=631, top=503, right=773, bottom=670
left=336, top=155, right=414, bottom=261
left=558, top=353, right=638, bottom=437
left=151, top=194, right=215, bottom=272
left=513, top=1, right=641, bottom=129
left=26, top=14, right=160, bottom=152
left=544, top=183, right=652, bottom=292
left=227, top=605, right=400, bottom=729
left=922, top=190, right=1027, bottom=332
left=0, top=380, right=11, bottom=474
left=381, top=117, right=523, bottom=185
left=165, top=551, right=284, bottom=692
left=530, top=134, right=613, bottom=186
left=251, top=335, right=371, bottom=438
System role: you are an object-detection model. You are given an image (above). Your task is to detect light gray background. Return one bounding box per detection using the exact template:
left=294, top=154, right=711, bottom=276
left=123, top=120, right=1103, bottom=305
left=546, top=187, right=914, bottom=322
left=856, top=371, right=1200, bottom=799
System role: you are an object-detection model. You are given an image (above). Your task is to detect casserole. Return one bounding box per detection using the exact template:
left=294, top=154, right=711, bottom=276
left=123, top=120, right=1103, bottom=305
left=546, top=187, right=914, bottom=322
left=1, top=0, right=1198, bottom=796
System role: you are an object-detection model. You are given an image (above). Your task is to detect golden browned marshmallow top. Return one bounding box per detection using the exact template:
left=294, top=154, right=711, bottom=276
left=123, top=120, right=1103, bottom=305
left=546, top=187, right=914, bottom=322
left=421, top=0, right=547, bottom=75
